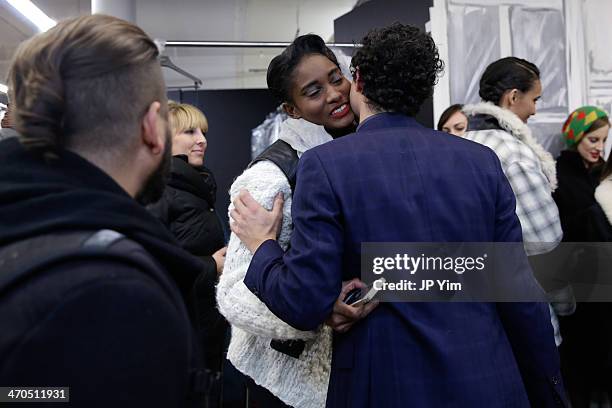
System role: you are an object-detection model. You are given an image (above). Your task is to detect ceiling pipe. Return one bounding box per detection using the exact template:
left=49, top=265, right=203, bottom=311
left=163, top=40, right=360, bottom=48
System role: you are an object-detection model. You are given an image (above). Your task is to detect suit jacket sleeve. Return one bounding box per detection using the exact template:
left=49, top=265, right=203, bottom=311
left=244, top=149, right=343, bottom=331
left=490, top=151, right=568, bottom=407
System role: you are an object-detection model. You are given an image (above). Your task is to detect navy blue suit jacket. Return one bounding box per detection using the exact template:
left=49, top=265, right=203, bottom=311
left=244, top=113, right=566, bottom=407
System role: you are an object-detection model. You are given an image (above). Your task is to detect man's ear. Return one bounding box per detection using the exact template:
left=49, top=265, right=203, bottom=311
left=141, top=101, right=164, bottom=155
left=282, top=102, right=301, bottom=119
left=354, top=69, right=365, bottom=93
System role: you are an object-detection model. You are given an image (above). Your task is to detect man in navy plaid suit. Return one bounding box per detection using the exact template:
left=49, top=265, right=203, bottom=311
left=231, top=24, right=567, bottom=407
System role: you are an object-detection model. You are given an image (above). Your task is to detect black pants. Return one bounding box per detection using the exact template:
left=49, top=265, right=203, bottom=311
left=245, top=376, right=290, bottom=408
left=559, top=303, right=612, bottom=408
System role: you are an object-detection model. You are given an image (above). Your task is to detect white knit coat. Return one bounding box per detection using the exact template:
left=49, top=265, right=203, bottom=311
left=216, top=118, right=334, bottom=408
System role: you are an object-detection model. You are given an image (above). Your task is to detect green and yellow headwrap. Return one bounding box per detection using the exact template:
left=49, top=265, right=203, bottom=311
left=562, top=106, right=609, bottom=147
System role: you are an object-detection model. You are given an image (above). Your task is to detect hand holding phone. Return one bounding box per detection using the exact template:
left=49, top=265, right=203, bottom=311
left=328, top=278, right=381, bottom=333
left=350, top=278, right=385, bottom=305
left=344, top=288, right=363, bottom=305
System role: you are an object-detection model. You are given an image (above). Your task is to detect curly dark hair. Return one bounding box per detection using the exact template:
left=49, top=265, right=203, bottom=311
left=266, top=34, right=339, bottom=103
left=479, top=57, right=540, bottom=105
left=351, top=23, right=444, bottom=116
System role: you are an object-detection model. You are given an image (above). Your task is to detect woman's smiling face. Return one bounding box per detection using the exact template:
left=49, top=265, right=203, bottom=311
left=284, top=54, right=355, bottom=130
left=577, top=124, right=609, bottom=166
left=172, top=126, right=207, bottom=167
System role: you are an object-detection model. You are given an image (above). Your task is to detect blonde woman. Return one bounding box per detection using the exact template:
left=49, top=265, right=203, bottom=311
left=149, top=102, right=228, bottom=386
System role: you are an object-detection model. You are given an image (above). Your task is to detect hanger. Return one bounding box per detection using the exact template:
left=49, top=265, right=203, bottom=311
left=160, top=56, right=203, bottom=88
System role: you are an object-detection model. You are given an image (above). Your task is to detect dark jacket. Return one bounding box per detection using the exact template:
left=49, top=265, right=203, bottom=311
left=553, top=150, right=603, bottom=242
left=0, top=138, right=205, bottom=407
left=586, top=204, right=612, bottom=242
left=551, top=151, right=612, bottom=404
left=149, top=155, right=227, bottom=372
left=149, top=155, right=225, bottom=262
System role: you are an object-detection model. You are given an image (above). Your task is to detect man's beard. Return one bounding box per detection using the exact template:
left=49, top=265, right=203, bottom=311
left=136, top=132, right=172, bottom=205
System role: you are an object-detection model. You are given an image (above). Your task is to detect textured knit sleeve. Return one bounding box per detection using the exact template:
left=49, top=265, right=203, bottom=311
left=216, top=161, right=317, bottom=340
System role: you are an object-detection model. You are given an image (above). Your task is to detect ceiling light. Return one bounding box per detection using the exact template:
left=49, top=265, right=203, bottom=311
left=7, top=0, right=56, bottom=32
left=0, top=83, right=8, bottom=94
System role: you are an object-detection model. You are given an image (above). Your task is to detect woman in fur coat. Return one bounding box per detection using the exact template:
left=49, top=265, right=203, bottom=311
left=463, top=57, right=563, bottom=346
left=216, top=35, right=375, bottom=408
left=463, top=57, right=561, bottom=256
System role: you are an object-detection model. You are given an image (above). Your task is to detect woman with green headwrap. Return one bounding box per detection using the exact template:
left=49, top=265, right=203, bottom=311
left=553, top=106, right=610, bottom=242
left=553, top=106, right=611, bottom=408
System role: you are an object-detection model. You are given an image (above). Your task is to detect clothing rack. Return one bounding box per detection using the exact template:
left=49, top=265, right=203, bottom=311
left=160, top=40, right=360, bottom=94
left=166, top=85, right=200, bottom=91
left=160, top=55, right=202, bottom=89
left=163, top=40, right=360, bottom=48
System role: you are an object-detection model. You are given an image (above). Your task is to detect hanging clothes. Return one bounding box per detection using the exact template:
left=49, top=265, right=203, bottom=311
left=251, top=106, right=287, bottom=159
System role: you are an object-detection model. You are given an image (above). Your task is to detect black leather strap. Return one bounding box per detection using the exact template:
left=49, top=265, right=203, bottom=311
left=250, top=140, right=299, bottom=193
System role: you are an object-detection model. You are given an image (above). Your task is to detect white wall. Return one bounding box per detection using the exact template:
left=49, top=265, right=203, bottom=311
left=136, top=0, right=357, bottom=89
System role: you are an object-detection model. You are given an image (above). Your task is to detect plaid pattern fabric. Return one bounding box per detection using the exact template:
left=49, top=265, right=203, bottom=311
left=465, top=128, right=562, bottom=255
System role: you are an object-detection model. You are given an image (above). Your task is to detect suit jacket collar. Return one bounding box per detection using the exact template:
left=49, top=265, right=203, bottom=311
left=356, top=112, right=422, bottom=133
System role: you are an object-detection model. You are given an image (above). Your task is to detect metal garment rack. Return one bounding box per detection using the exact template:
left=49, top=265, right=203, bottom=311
left=163, top=40, right=359, bottom=49
left=160, top=55, right=202, bottom=89
left=160, top=40, right=361, bottom=99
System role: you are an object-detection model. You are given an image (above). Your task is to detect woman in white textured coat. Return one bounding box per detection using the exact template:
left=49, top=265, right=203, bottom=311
left=216, top=35, right=374, bottom=408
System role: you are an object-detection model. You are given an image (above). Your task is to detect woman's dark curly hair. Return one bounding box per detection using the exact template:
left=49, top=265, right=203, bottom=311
left=351, top=23, right=444, bottom=116
left=479, top=57, right=540, bottom=105
left=267, top=34, right=339, bottom=103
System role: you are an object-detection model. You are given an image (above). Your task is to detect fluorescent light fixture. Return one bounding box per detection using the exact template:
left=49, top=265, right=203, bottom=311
left=7, top=0, right=56, bottom=32
left=0, top=83, right=7, bottom=94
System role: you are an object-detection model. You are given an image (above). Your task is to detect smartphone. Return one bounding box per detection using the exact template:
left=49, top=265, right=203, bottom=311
left=346, top=278, right=385, bottom=306
left=344, top=288, right=363, bottom=305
